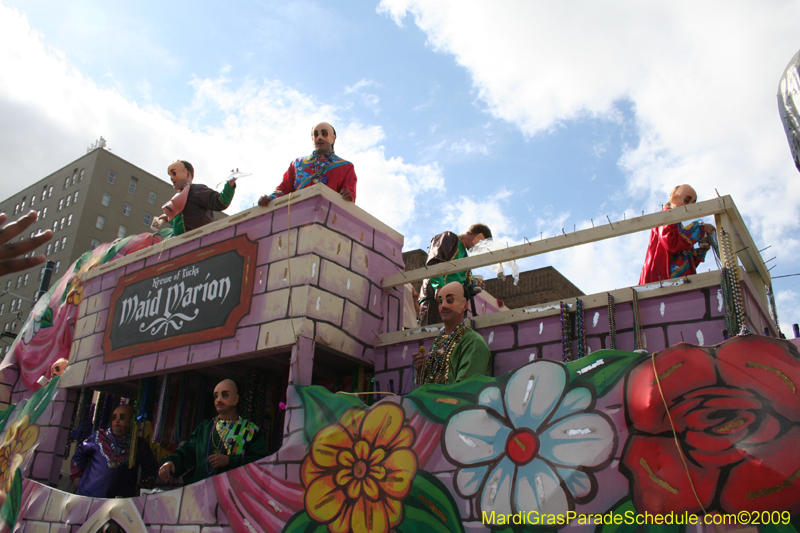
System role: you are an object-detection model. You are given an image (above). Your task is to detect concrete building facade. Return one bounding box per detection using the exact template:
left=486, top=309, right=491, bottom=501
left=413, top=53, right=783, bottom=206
left=0, top=148, right=175, bottom=347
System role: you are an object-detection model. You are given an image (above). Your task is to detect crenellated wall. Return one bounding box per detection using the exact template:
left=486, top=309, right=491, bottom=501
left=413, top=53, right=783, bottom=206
left=56, top=186, right=405, bottom=391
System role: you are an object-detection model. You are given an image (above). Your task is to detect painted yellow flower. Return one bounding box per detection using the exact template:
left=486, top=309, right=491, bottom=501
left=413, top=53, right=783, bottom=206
left=301, top=403, right=418, bottom=533
left=0, top=415, right=39, bottom=492
left=66, top=281, right=84, bottom=306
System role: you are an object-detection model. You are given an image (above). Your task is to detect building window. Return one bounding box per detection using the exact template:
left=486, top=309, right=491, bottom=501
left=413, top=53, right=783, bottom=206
left=64, top=177, right=69, bottom=189
left=67, top=213, right=73, bottom=226
left=101, top=193, right=111, bottom=207
left=30, top=195, right=35, bottom=207
left=55, top=261, right=61, bottom=273
left=53, top=240, right=59, bottom=253
left=108, top=171, right=116, bottom=184
left=96, top=215, right=105, bottom=230
left=23, top=274, right=28, bottom=286
left=4, top=281, right=9, bottom=292
left=42, top=207, right=47, bottom=219
left=73, top=191, right=79, bottom=202
left=61, top=237, right=67, bottom=249
left=60, top=217, right=66, bottom=230
left=14, top=204, right=19, bottom=215
left=72, top=171, right=78, bottom=185
left=48, top=185, right=53, bottom=197
left=123, top=203, right=131, bottom=216
left=15, top=276, right=21, bottom=289
left=79, top=169, right=85, bottom=181
left=90, top=239, right=100, bottom=250
left=41, top=190, right=46, bottom=201
left=143, top=213, right=152, bottom=226
left=117, top=226, right=127, bottom=239
left=0, top=303, right=4, bottom=315
left=148, top=191, right=157, bottom=204
left=66, top=195, right=71, bottom=207
left=128, top=180, right=138, bottom=194
left=38, top=267, right=44, bottom=281
left=52, top=221, right=58, bottom=233
left=58, top=198, right=64, bottom=210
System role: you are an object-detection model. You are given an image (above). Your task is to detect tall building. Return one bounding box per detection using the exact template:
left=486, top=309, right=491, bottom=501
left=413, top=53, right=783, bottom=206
left=0, top=147, right=175, bottom=345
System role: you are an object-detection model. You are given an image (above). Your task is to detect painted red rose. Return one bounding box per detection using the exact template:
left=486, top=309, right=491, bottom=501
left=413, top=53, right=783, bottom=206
left=621, top=335, right=800, bottom=513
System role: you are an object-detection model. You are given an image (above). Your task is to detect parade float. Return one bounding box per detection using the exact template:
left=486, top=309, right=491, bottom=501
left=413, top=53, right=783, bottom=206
left=2, top=48, right=800, bottom=531
left=0, top=177, right=795, bottom=533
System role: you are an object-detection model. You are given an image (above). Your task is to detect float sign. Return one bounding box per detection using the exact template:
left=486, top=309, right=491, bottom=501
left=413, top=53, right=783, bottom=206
left=103, top=236, right=257, bottom=362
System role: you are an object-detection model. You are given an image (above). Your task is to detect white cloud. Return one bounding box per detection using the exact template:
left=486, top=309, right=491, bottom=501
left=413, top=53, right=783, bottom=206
left=0, top=4, right=440, bottom=237
left=380, top=0, right=800, bottom=301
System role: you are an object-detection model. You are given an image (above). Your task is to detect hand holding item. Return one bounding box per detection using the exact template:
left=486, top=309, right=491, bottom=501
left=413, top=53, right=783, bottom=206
left=207, top=454, right=230, bottom=469
left=258, top=195, right=272, bottom=207
left=340, top=189, right=353, bottom=202
left=413, top=347, right=426, bottom=374
left=158, top=461, right=175, bottom=482
left=704, top=223, right=716, bottom=234
left=0, top=211, right=53, bottom=277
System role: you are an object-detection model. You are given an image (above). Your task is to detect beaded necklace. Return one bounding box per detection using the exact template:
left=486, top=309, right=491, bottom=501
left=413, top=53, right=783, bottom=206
left=607, top=293, right=617, bottom=349
left=560, top=302, right=572, bottom=362
left=575, top=298, right=586, bottom=359
left=420, top=323, right=469, bottom=385
left=719, top=229, right=751, bottom=335
left=206, top=416, right=239, bottom=474
left=631, top=288, right=643, bottom=351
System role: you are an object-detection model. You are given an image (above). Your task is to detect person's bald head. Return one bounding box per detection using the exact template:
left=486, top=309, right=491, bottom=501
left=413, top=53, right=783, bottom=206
left=436, top=281, right=469, bottom=330
left=111, top=404, right=134, bottom=437
left=311, top=122, right=337, bottom=154
left=668, top=184, right=698, bottom=208
left=214, top=379, right=239, bottom=419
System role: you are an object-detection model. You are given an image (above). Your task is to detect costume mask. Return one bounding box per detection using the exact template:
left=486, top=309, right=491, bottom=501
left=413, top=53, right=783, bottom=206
left=167, top=161, right=193, bottom=191
left=312, top=122, right=336, bottom=155
left=436, top=281, right=468, bottom=325
left=669, top=185, right=697, bottom=208
left=111, top=406, right=133, bottom=437
left=214, top=379, right=239, bottom=418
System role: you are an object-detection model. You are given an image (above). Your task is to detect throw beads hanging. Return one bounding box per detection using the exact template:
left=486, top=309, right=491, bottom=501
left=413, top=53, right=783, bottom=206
left=575, top=298, right=586, bottom=359
left=607, top=293, right=617, bottom=349
left=560, top=301, right=572, bottom=362
left=631, top=288, right=644, bottom=351
left=766, top=284, right=780, bottom=329
left=719, top=229, right=750, bottom=335
left=419, top=323, right=469, bottom=384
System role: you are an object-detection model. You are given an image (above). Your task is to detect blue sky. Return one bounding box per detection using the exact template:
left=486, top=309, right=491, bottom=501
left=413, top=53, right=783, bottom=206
left=2, top=0, right=800, bottom=333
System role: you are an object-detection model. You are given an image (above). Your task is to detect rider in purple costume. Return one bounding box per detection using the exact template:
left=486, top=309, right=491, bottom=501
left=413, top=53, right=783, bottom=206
left=71, top=404, right=158, bottom=498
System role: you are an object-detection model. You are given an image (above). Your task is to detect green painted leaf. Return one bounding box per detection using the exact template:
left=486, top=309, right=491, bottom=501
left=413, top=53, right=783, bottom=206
left=398, top=471, right=465, bottom=533
left=18, top=375, right=60, bottom=426
left=40, top=307, right=53, bottom=329
left=405, top=375, right=494, bottom=424
left=0, top=468, right=23, bottom=529
left=280, top=510, right=328, bottom=533
left=0, top=403, right=16, bottom=437
left=596, top=498, right=638, bottom=533
left=296, top=386, right=365, bottom=443
left=567, top=350, right=646, bottom=398
left=759, top=520, right=798, bottom=533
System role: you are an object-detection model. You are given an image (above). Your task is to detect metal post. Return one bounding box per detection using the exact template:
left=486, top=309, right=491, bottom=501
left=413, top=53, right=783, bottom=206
left=35, top=260, right=55, bottom=303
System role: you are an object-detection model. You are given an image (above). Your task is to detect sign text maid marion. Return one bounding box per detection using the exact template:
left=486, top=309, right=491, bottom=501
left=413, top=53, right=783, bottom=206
left=103, top=236, right=257, bottom=362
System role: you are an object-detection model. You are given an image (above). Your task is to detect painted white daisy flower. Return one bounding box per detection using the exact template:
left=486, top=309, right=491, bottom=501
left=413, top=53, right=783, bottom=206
left=443, top=360, right=617, bottom=520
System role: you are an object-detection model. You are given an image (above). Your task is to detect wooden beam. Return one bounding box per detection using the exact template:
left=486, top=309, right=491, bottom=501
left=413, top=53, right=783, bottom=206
left=382, top=197, right=729, bottom=289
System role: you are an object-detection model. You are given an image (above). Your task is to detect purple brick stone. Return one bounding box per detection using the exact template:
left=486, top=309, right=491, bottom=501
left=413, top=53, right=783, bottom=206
left=494, top=349, right=536, bottom=377
left=236, top=211, right=273, bottom=240
left=125, top=260, right=145, bottom=275
left=129, top=353, right=158, bottom=376
left=253, top=265, right=269, bottom=295
left=326, top=204, right=374, bottom=248
left=201, top=225, right=236, bottom=247
left=158, top=347, right=190, bottom=371
left=100, top=268, right=124, bottom=292
left=83, top=358, right=106, bottom=385
left=517, top=315, right=562, bottom=346
left=93, top=310, right=109, bottom=334
left=479, top=324, right=515, bottom=351
left=168, top=239, right=201, bottom=258
left=667, top=319, right=725, bottom=347
left=104, top=359, right=131, bottom=381
left=273, top=197, right=329, bottom=232
left=30, top=450, right=54, bottom=480
left=220, top=326, right=259, bottom=359
left=189, top=340, right=222, bottom=365
left=639, top=290, right=707, bottom=325
left=373, top=230, right=404, bottom=268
